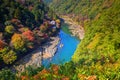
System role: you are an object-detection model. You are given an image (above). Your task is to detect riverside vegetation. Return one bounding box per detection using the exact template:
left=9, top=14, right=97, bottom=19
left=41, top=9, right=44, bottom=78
left=0, top=0, right=61, bottom=68
left=0, top=0, right=120, bottom=80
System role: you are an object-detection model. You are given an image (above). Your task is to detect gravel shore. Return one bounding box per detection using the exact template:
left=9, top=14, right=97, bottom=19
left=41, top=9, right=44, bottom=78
left=11, top=36, right=60, bottom=73
left=62, top=16, right=85, bottom=40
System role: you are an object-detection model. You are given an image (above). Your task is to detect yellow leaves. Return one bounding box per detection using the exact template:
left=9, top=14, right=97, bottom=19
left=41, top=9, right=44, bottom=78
left=2, top=50, right=17, bottom=64
left=56, top=19, right=61, bottom=24
left=113, top=62, right=120, bottom=70
left=87, top=33, right=102, bottom=50
left=11, top=33, right=22, bottom=43
left=18, top=27, right=29, bottom=33
left=95, top=13, right=101, bottom=20
left=5, top=25, right=15, bottom=34
left=78, top=74, right=87, bottom=80
left=78, top=74, right=97, bottom=80
left=11, top=33, right=26, bottom=51
left=94, top=62, right=103, bottom=73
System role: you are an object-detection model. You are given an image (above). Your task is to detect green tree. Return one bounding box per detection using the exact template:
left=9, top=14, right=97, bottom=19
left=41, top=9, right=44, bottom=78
left=5, top=25, right=15, bottom=34
left=14, top=8, right=21, bottom=19
left=4, top=21, right=12, bottom=26
left=2, top=50, right=17, bottom=64
left=0, top=69, right=16, bottom=80
left=0, top=47, right=9, bottom=57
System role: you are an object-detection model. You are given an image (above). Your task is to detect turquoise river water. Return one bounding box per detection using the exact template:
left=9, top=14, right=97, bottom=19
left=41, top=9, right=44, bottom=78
left=42, top=26, right=80, bottom=67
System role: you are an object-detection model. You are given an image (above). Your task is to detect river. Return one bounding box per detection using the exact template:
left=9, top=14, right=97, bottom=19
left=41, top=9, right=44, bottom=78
left=42, top=24, right=80, bottom=67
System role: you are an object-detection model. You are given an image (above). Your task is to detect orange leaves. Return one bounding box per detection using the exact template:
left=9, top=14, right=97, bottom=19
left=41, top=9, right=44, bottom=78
left=62, top=77, right=70, bottom=80
left=33, top=75, right=40, bottom=80
left=22, top=64, right=72, bottom=80
left=21, top=76, right=30, bottom=80
left=40, top=69, right=50, bottom=74
left=87, top=75, right=97, bottom=80
left=78, top=74, right=97, bottom=80
left=22, top=30, right=35, bottom=42
left=51, top=65, right=59, bottom=75
left=0, top=40, right=6, bottom=50
left=78, top=74, right=87, bottom=80
left=33, top=69, right=50, bottom=80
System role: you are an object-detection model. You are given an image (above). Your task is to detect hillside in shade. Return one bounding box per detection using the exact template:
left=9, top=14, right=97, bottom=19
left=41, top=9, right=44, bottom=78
left=0, top=0, right=60, bottom=67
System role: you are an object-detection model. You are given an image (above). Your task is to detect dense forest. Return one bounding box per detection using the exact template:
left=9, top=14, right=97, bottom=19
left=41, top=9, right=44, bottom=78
left=0, top=0, right=120, bottom=80
left=48, top=0, right=120, bottom=79
left=0, top=0, right=60, bottom=68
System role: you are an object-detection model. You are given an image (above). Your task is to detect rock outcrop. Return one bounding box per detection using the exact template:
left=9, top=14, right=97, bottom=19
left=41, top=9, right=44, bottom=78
left=42, top=37, right=59, bottom=59
left=11, top=36, right=60, bottom=73
left=62, top=16, right=85, bottom=40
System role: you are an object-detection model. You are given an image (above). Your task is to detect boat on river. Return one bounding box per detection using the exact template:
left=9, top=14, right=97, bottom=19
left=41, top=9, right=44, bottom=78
left=60, top=43, right=64, bottom=48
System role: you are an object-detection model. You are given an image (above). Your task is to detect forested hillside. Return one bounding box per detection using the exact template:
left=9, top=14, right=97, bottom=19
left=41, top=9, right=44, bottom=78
left=0, top=0, right=60, bottom=68
left=45, top=0, right=120, bottom=79
left=72, top=0, right=120, bottom=79
left=46, top=0, right=116, bottom=24
left=0, top=0, right=120, bottom=80
left=44, top=0, right=52, bottom=3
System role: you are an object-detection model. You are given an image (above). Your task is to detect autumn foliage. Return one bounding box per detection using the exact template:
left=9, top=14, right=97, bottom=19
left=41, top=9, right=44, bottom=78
left=21, top=76, right=30, bottom=80
left=22, top=30, right=35, bottom=42
left=56, top=19, right=61, bottom=24
left=2, top=50, right=17, bottom=64
left=5, top=25, right=15, bottom=34
left=0, top=0, right=60, bottom=67
left=51, top=65, right=59, bottom=75
left=33, top=69, right=50, bottom=80
left=40, top=24, right=48, bottom=32
left=0, top=40, right=6, bottom=50
left=11, top=33, right=26, bottom=52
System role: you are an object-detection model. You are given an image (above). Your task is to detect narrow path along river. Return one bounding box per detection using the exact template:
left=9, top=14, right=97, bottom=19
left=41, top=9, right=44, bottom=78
left=42, top=24, right=80, bottom=67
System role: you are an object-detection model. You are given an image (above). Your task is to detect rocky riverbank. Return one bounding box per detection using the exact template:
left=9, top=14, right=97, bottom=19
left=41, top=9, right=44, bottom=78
left=62, top=16, right=85, bottom=40
left=11, top=36, right=60, bottom=73
left=42, top=37, right=60, bottom=59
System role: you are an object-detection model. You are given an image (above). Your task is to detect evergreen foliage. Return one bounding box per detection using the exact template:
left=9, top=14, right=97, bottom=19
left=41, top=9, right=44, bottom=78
left=0, top=0, right=60, bottom=65
left=0, top=0, right=120, bottom=79
left=44, top=0, right=120, bottom=79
